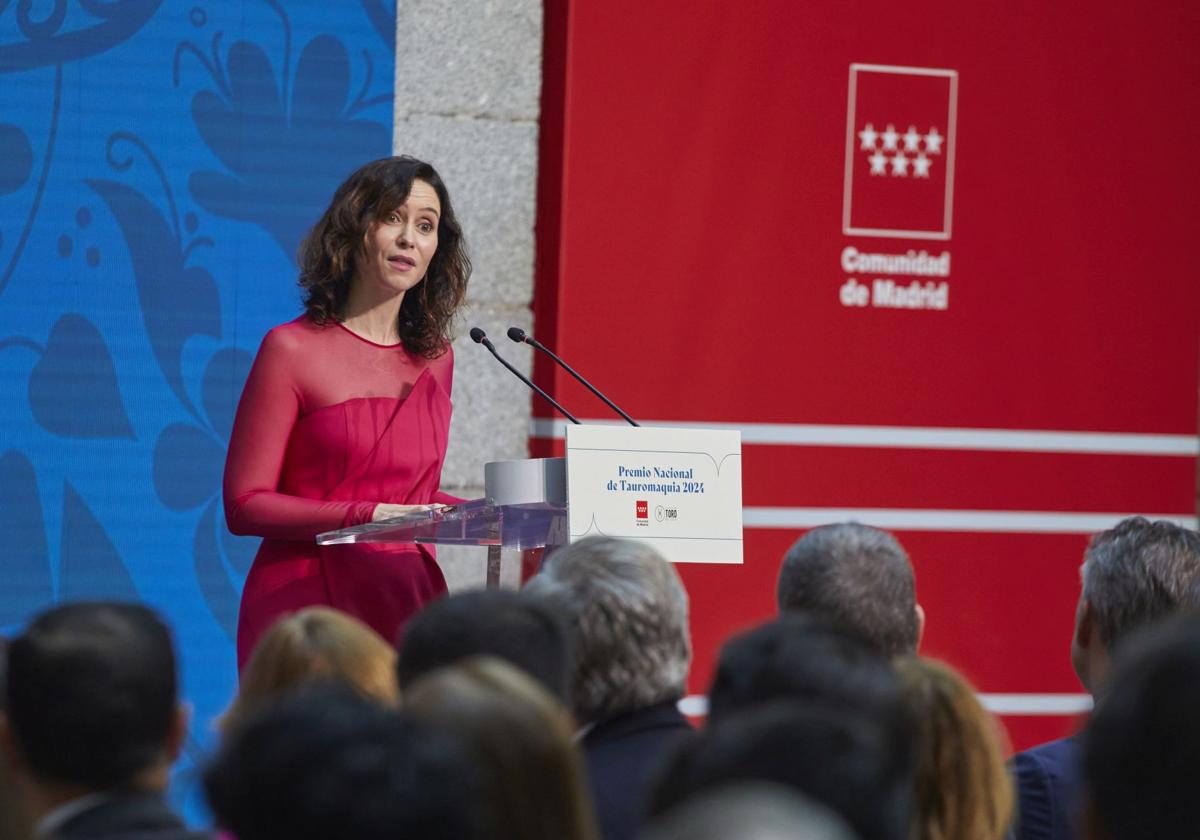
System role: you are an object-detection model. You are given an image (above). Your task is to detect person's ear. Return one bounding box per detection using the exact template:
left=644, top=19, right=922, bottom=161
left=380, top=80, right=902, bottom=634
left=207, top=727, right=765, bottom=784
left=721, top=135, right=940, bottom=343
left=914, top=603, right=927, bottom=650
left=0, top=712, right=26, bottom=774
left=165, top=704, right=191, bottom=763
left=1075, top=598, right=1094, bottom=649
left=1079, top=791, right=1111, bottom=840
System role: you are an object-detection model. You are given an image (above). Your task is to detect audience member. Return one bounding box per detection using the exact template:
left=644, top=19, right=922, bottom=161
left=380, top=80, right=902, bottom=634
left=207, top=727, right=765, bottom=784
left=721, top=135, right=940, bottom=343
left=641, top=783, right=856, bottom=840
left=396, top=588, right=571, bottom=703
left=896, top=656, right=1014, bottom=840
left=776, top=522, right=923, bottom=657
left=222, top=606, right=397, bottom=733
left=0, top=637, right=32, bottom=840
left=1, top=602, right=208, bottom=839
left=649, top=700, right=910, bottom=840
left=0, top=756, right=26, bottom=840
left=13, top=523, right=1178, bottom=840
left=1011, top=517, right=1200, bottom=840
left=404, top=656, right=597, bottom=840
left=205, top=684, right=482, bottom=840
left=1080, top=610, right=1200, bottom=840
left=680, top=614, right=915, bottom=839
left=524, top=536, right=693, bottom=840
left=705, top=614, right=908, bottom=743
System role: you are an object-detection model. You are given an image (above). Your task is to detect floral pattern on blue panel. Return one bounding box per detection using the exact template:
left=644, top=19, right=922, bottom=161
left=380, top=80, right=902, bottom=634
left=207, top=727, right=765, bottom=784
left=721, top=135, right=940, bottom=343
left=0, top=0, right=164, bottom=72
left=0, top=0, right=395, bottom=823
left=0, top=451, right=53, bottom=624
left=28, top=314, right=136, bottom=439
left=0, top=123, right=33, bottom=194
left=153, top=343, right=257, bottom=639
left=60, top=482, right=140, bottom=603
left=179, top=7, right=390, bottom=262
left=87, top=132, right=221, bottom=421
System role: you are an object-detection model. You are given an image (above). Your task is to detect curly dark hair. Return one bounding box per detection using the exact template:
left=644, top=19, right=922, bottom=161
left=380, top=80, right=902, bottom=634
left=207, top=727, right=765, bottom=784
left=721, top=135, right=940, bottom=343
left=298, top=156, right=470, bottom=357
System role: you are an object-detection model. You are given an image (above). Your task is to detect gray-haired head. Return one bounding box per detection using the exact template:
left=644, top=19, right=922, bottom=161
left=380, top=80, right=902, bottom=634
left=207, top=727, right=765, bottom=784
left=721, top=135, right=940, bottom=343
left=642, top=783, right=856, bottom=840
left=776, top=522, right=919, bottom=658
left=525, top=536, right=691, bottom=723
left=1080, top=517, right=1200, bottom=651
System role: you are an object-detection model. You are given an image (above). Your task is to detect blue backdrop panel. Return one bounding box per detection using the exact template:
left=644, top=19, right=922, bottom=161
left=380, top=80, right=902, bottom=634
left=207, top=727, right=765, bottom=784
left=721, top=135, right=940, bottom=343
left=0, top=0, right=395, bottom=820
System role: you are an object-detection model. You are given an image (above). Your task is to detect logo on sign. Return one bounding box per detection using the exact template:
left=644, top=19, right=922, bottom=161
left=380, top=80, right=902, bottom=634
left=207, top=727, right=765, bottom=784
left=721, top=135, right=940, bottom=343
left=636, top=500, right=649, bottom=520
left=843, top=64, right=958, bottom=240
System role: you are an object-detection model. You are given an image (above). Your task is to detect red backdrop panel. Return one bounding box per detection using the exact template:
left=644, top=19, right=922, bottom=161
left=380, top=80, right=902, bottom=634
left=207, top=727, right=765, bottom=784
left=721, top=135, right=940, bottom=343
left=535, top=0, right=1200, bottom=751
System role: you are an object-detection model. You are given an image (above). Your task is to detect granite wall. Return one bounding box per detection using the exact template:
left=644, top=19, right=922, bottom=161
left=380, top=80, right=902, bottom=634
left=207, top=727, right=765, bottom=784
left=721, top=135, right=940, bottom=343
left=393, top=1, right=544, bottom=587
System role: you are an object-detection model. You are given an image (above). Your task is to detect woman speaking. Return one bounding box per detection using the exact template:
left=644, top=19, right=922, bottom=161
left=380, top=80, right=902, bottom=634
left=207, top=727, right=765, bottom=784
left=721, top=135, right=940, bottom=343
left=223, top=156, right=469, bottom=668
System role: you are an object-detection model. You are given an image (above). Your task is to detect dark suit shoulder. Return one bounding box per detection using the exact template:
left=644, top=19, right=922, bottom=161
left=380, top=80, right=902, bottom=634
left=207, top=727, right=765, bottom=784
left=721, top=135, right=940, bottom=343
left=583, top=702, right=696, bottom=840
left=54, top=792, right=213, bottom=840
left=583, top=700, right=693, bottom=747
left=1017, top=736, right=1079, bottom=777
left=1011, top=737, right=1081, bottom=840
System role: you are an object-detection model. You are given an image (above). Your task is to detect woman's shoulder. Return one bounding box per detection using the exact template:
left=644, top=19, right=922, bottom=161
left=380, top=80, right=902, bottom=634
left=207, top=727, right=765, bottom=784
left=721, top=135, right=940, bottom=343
left=250, top=315, right=336, bottom=373
left=427, top=338, right=455, bottom=368
left=416, top=339, right=455, bottom=386
left=261, top=314, right=328, bottom=348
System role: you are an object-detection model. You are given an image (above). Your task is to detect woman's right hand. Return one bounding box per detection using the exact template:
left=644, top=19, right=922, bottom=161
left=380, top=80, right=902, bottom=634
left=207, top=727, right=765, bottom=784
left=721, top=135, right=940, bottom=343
left=371, top=503, right=447, bottom=522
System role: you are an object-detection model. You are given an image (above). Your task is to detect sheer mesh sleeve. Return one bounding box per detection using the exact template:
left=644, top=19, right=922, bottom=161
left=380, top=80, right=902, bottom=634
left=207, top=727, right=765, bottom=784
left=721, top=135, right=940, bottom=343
left=223, top=326, right=378, bottom=540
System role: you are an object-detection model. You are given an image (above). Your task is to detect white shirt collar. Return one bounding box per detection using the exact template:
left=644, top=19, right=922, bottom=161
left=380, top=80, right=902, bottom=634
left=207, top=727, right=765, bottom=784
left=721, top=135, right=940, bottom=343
left=35, top=792, right=113, bottom=838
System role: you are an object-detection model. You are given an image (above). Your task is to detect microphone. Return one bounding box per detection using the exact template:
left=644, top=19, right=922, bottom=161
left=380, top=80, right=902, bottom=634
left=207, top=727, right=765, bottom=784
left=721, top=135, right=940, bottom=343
left=470, top=328, right=580, bottom=424
left=507, top=327, right=639, bottom=426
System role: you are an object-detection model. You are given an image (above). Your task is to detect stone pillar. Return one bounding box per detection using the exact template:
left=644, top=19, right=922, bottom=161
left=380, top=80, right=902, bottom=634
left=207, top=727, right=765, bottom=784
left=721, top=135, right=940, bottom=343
left=394, top=1, right=543, bottom=589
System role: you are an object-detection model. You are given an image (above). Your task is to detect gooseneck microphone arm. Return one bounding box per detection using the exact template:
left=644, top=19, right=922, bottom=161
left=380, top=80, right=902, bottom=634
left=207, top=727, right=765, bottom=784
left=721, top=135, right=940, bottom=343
left=506, top=327, right=639, bottom=426
left=470, top=327, right=580, bottom=424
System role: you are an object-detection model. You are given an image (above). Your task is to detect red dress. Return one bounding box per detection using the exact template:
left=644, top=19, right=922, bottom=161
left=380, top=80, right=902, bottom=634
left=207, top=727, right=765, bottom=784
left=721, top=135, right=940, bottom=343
left=223, top=315, right=457, bottom=668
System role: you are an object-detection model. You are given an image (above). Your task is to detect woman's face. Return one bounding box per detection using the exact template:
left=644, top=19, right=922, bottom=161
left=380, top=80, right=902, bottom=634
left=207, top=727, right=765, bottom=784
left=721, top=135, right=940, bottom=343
left=354, top=178, right=441, bottom=300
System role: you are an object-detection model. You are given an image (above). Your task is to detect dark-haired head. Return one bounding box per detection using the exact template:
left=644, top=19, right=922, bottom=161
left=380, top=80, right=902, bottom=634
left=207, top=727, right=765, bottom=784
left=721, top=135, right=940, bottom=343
left=707, top=614, right=905, bottom=728
left=4, top=602, right=181, bottom=789
left=397, top=589, right=572, bottom=705
left=776, top=522, right=921, bottom=657
left=649, top=701, right=912, bottom=840
left=299, top=156, right=470, bottom=357
left=206, top=684, right=484, bottom=840
left=1082, top=610, right=1200, bottom=840
left=704, top=614, right=914, bottom=821
left=0, top=636, right=32, bottom=840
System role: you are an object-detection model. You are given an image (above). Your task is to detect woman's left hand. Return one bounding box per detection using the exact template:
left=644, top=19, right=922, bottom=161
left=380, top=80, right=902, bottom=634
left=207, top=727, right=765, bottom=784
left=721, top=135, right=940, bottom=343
left=371, top=503, right=447, bottom=522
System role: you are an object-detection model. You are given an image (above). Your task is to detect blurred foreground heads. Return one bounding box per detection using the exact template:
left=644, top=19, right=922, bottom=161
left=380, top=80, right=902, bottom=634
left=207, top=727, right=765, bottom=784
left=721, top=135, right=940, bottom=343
left=526, top=536, right=694, bottom=840
left=1081, top=610, right=1200, bottom=840
left=896, top=656, right=1013, bottom=840
left=223, top=606, right=397, bottom=732
left=706, top=613, right=907, bottom=727
left=0, top=638, right=31, bottom=840
left=206, top=685, right=483, bottom=840
left=405, top=656, right=597, bottom=840
left=396, top=587, right=572, bottom=703
left=657, top=615, right=914, bottom=840
left=642, top=784, right=857, bottom=840
left=2, top=602, right=208, bottom=839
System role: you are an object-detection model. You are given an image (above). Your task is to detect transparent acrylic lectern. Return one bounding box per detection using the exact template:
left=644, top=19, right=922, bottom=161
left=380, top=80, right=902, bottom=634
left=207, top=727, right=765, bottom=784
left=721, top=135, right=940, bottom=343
left=316, top=457, right=567, bottom=588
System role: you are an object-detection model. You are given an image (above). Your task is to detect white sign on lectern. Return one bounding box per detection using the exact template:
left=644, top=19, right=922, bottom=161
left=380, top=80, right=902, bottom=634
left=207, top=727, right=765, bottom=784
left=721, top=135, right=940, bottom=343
left=566, top=425, right=743, bottom=564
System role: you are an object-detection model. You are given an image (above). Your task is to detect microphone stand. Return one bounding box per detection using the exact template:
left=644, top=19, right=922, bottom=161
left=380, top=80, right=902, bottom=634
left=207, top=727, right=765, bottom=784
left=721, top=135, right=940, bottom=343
left=470, top=327, right=580, bottom=424
left=507, top=327, right=639, bottom=426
